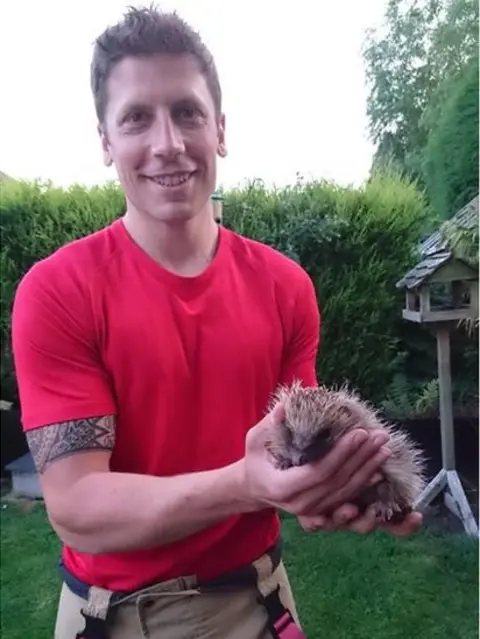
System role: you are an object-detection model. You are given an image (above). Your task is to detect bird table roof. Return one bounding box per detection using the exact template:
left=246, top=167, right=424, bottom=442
left=419, top=195, right=478, bottom=256
left=396, top=251, right=454, bottom=290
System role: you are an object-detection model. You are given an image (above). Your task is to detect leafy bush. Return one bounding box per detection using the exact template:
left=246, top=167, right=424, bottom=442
left=380, top=372, right=440, bottom=422
left=0, top=179, right=124, bottom=333
left=0, top=179, right=125, bottom=404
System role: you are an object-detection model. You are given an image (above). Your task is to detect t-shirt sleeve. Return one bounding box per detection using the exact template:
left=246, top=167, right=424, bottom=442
left=278, top=268, right=321, bottom=387
left=11, top=260, right=117, bottom=431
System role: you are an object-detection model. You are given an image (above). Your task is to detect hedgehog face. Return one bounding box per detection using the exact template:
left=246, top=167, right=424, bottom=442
left=280, top=418, right=334, bottom=467
left=270, top=382, right=369, bottom=468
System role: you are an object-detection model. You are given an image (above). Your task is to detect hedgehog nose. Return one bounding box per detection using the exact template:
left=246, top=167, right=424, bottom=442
left=291, top=451, right=306, bottom=467
left=299, top=449, right=318, bottom=465
left=301, top=440, right=332, bottom=465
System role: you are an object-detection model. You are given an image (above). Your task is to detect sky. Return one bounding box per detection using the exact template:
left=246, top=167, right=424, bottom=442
left=0, top=0, right=387, bottom=191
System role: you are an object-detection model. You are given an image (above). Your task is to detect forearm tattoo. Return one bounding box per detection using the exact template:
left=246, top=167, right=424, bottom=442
left=26, top=415, right=116, bottom=474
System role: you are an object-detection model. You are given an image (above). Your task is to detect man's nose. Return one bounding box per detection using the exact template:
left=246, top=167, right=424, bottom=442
left=150, top=113, right=185, bottom=158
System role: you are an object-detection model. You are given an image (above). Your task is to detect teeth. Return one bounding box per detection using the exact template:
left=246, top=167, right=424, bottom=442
left=149, top=173, right=192, bottom=187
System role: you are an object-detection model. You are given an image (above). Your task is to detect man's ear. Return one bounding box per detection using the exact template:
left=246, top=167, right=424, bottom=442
left=98, top=124, right=113, bottom=167
left=217, top=113, right=227, bottom=158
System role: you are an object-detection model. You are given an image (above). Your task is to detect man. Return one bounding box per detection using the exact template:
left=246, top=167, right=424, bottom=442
left=11, top=6, right=421, bottom=638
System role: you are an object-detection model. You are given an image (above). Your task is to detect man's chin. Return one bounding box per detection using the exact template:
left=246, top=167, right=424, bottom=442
left=146, top=203, right=196, bottom=224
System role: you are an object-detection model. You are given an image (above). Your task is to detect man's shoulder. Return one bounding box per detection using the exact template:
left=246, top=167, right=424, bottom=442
left=15, top=221, right=120, bottom=304
left=224, top=227, right=310, bottom=284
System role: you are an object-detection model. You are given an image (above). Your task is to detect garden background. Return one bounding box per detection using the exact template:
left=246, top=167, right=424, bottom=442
left=1, top=1, right=478, bottom=638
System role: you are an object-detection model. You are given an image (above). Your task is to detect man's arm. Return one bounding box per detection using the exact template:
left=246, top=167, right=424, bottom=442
left=29, top=411, right=392, bottom=554
left=27, top=416, right=252, bottom=555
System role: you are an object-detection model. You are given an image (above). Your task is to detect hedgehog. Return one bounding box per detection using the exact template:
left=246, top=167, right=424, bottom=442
left=265, top=380, right=427, bottom=524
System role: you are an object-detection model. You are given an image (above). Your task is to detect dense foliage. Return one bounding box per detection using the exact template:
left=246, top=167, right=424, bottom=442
left=0, top=179, right=125, bottom=403
left=422, top=58, right=479, bottom=220
left=363, top=0, right=478, bottom=218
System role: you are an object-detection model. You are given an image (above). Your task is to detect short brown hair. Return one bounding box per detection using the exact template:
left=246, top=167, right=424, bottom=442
left=91, top=4, right=222, bottom=124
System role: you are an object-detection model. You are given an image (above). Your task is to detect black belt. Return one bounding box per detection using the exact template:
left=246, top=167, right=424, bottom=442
left=58, top=540, right=282, bottom=603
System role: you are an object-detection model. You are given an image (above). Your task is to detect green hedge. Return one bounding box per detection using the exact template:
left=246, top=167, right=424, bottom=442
left=0, top=171, right=464, bottom=410
left=0, top=179, right=125, bottom=403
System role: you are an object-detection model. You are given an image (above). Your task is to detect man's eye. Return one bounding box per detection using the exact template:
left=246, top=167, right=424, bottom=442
left=174, top=104, right=202, bottom=122
left=125, top=111, right=147, bottom=125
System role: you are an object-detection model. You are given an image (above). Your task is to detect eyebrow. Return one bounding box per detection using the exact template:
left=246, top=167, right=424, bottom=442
left=115, top=93, right=210, bottom=124
left=111, top=103, right=140, bottom=126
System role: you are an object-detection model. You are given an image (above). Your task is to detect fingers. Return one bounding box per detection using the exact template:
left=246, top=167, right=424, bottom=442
left=316, top=429, right=389, bottom=485
left=382, top=511, right=423, bottom=536
left=315, top=436, right=391, bottom=512
left=309, top=429, right=371, bottom=482
left=366, top=472, right=383, bottom=487
left=337, top=431, right=389, bottom=484
left=279, top=430, right=390, bottom=514
left=268, top=401, right=285, bottom=426
left=346, top=507, right=378, bottom=534
left=300, top=503, right=361, bottom=532
left=299, top=508, right=423, bottom=537
left=330, top=503, right=359, bottom=528
left=346, top=509, right=422, bottom=536
left=300, top=504, right=377, bottom=534
left=246, top=402, right=285, bottom=453
left=314, top=503, right=360, bottom=531
left=297, top=514, right=327, bottom=532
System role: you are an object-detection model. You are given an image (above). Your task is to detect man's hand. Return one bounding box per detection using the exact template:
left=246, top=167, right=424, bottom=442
left=241, top=402, right=392, bottom=517
left=298, top=504, right=423, bottom=537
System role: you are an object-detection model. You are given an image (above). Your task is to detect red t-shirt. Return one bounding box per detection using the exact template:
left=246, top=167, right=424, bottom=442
left=11, top=218, right=320, bottom=592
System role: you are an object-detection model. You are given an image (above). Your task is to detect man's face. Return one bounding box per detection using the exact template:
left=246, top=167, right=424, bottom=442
left=99, top=53, right=226, bottom=224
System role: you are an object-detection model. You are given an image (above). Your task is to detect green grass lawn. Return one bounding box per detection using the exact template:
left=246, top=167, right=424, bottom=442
left=1, top=502, right=478, bottom=639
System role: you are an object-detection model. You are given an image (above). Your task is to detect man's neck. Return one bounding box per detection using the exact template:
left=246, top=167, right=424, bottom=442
left=122, top=205, right=220, bottom=277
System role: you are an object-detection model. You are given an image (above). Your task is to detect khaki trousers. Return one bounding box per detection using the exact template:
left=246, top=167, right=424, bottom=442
left=54, top=560, right=300, bottom=639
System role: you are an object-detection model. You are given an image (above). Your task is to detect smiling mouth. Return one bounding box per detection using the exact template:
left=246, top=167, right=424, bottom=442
left=144, top=172, right=195, bottom=187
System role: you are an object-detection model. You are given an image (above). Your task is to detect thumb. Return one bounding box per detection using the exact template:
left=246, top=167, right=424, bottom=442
left=247, top=401, right=285, bottom=451
left=268, top=401, right=285, bottom=427
left=259, top=401, right=286, bottom=449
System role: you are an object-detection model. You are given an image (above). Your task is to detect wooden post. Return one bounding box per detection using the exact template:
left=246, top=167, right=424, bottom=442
left=436, top=325, right=455, bottom=470
left=406, top=291, right=416, bottom=311
left=397, top=248, right=479, bottom=536
left=446, top=471, right=479, bottom=536
left=470, top=281, right=479, bottom=314
left=420, top=289, right=431, bottom=313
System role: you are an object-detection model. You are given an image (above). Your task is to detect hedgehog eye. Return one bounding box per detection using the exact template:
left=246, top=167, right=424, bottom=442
left=283, top=427, right=294, bottom=444
left=318, top=428, right=332, bottom=440
left=300, top=433, right=333, bottom=464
